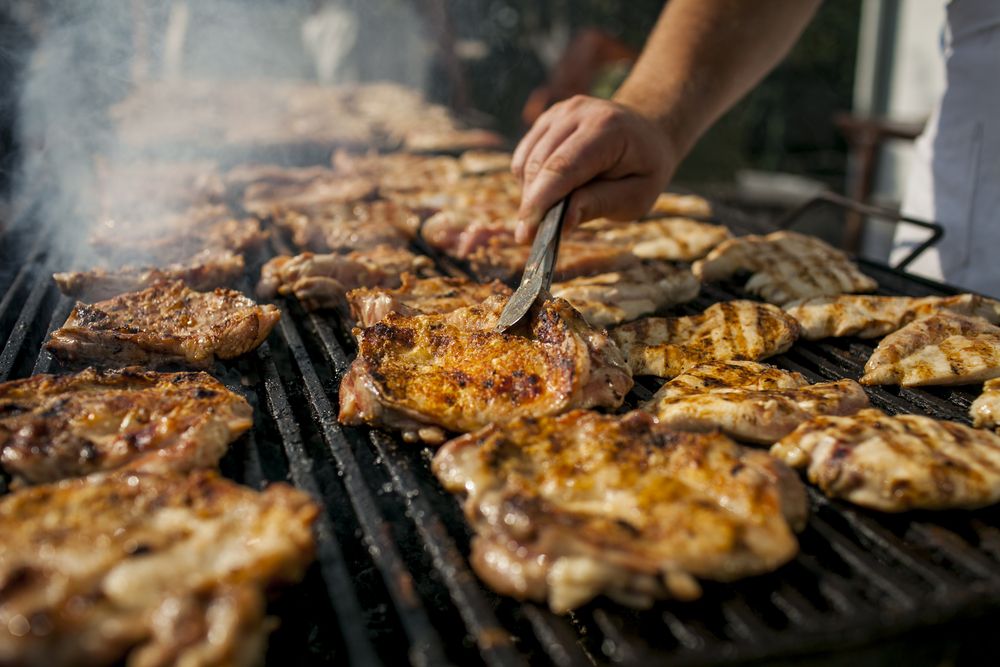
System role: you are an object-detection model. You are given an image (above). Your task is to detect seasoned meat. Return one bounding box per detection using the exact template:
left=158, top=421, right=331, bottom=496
left=972, top=378, right=1000, bottom=430
left=258, top=246, right=437, bottom=312
left=551, top=262, right=700, bottom=327
left=467, top=237, right=640, bottom=283
left=459, top=150, right=512, bottom=175
left=771, top=408, right=1000, bottom=511
left=433, top=410, right=807, bottom=612
left=46, top=281, right=280, bottom=369
left=53, top=249, right=244, bottom=302
left=786, top=293, right=1000, bottom=340
left=339, top=296, right=633, bottom=444
left=421, top=205, right=519, bottom=259
left=0, top=470, right=317, bottom=667
left=693, top=231, right=877, bottom=304
left=577, top=217, right=730, bottom=261
left=648, top=192, right=713, bottom=218
left=861, top=312, right=1000, bottom=386
left=332, top=150, right=463, bottom=193
left=611, top=301, right=801, bottom=377
left=347, top=274, right=512, bottom=327
left=273, top=201, right=420, bottom=252
left=242, top=168, right=377, bottom=216
left=643, top=361, right=869, bottom=444
left=0, top=367, right=251, bottom=485
left=224, top=164, right=339, bottom=197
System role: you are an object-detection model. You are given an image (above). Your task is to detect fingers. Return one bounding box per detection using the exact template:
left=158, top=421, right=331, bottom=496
left=518, top=119, right=579, bottom=187
left=511, top=113, right=552, bottom=178
left=565, top=177, right=660, bottom=228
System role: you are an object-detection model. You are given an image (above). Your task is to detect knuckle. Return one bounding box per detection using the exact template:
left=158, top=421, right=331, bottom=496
left=542, top=152, right=576, bottom=177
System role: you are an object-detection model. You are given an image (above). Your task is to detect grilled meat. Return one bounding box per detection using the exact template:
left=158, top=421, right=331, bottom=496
left=242, top=169, right=377, bottom=216
left=643, top=361, right=869, bottom=444
left=551, top=262, right=700, bottom=327
left=433, top=410, right=807, bottom=612
left=347, top=274, right=512, bottom=327
left=972, top=378, right=1000, bottom=430
left=273, top=201, right=420, bottom=252
left=861, top=312, right=1000, bottom=386
left=421, top=205, right=519, bottom=259
left=786, top=293, right=1000, bottom=340
left=611, top=301, right=801, bottom=377
left=771, top=408, right=1000, bottom=511
left=0, top=367, right=251, bottom=485
left=693, top=231, right=877, bottom=305
left=0, top=470, right=317, bottom=667
left=385, top=170, right=520, bottom=210
left=467, top=237, right=640, bottom=283
left=648, top=192, right=713, bottom=218
left=332, top=150, right=463, bottom=193
left=46, top=281, right=280, bottom=369
left=403, top=127, right=505, bottom=153
left=339, top=296, right=633, bottom=444
left=258, top=246, right=437, bottom=312
left=53, top=249, right=244, bottom=302
left=577, top=217, right=730, bottom=261
left=459, top=150, right=512, bottom=174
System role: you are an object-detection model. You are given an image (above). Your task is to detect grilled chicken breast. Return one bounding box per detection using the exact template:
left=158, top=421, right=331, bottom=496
left=611, top=301, right=801, bottom=377
left=577, top=217, right=730, bottom=262
left=693, top=231, right=877, bottom=305
left=0, top=368, right=251, bottom=485
left=644, top=361, right=870, bottom=444
left=347, top=274, right=512, bottom=327
left=861, top=312, right=1000, bottom=386
left=972, top=378, right=1000, bottom=430
left=467, top=238, right=640, bottom=283
left=771, top=408, right=1000, bottom=511
left=433, top=410, right=807, bottom=613
left=0, top=470, right=317, bottom=667
left=53, top=249, right=244, bottom=302
left=258, top=246, right=437, bottom=312
left=786, top=293, right=1000, bottom=340
left=551, top=262, right=700, bottom=327
left=648, top=192, right=713, bottom=218
left=339, top=296, right=633, bottom=444
left=272, top=201, right=420, bottom=252
left=47, top=281, right=280, bottom=369
left=421, top=205, right=519, bottom=259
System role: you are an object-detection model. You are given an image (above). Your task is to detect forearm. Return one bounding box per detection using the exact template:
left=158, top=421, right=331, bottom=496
left=614, top=0, right=821, bottom=157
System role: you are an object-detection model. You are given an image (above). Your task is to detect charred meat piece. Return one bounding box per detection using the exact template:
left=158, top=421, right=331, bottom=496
left=772, top=408, right=1000, bottom=511
left=643, top=361, right=869, bottom=444
left=0, top=367, right=251, bottom=485
left=611, top=301, right=801, bottom=377
left=347, top=274, right=512, bottom=327
left=467, top=238, right=640, bottom=283
left=973, top=378, right=1000, bottom=430
left=339, top=296, right=633, bottom=444
left=576, top=217, right=730, bottom=262
left=861, top=312, right=1000, bottom=386
left=433, top=410, right=807, bottom=612
left=648, top=192, right=713, bottom=218
left=258, top=246, right=437, bottom=312
left=786, top=293, right=1000, bottom=340
left=53, top=249, right=244, bottom=302
left=551, top=262, right=700, bottom=328
left=693, top=231, right=877, bottom=305
left=0, top=470, right=317, bottom=667
left=273, top=201, right=421, bottom=253
left=47, top=281, right=280, bottom=369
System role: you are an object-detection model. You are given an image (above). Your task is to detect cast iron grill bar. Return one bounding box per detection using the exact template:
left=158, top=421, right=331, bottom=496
left=32, top=295, right=73, bottom=375
left=0, top=273, right=55, bottom=382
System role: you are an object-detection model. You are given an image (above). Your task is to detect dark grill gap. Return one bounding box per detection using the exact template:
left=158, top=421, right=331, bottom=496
left=2, top=202, right=1000, bottom=666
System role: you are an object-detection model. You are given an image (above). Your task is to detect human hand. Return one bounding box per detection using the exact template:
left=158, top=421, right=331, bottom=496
left=511, top=95, right=676, bottom=243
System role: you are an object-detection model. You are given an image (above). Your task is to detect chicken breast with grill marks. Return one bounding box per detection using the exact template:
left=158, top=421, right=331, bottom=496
left=972, top=378, right=1000, bottom=431
left=648, top=192, right=713, bottom=218
left=339, top=296, right=633, bottom=444
left=347, top=274, right=512, bottom=327
left=643, top=361, right=870, bottom=444
left=771, top=408, right=1000, bottom=511
left=693, top=231, right=877, bottom=305
left=861, top=311, right=1000, bottom=386
left=0, top=368, right=251, bottom=485
left=46, top=281, right=280, bottom=369
left=0, top=470, right=317, bottom=667
left=577, top=217, right=730, bottom=262
left=433, top=410, right=807, bottom=613
left=611, top=301, right=801, bottom=377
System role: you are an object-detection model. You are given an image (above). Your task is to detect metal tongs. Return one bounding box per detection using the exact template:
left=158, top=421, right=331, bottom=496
left=495, top=196, right=569, bottom=333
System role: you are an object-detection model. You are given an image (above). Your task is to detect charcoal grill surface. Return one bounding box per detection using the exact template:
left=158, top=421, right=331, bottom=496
left=3, top=201, right=1000, bottom=666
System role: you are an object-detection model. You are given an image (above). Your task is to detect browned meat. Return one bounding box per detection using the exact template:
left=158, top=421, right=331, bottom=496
left=0, top=470, right=317, bottom=667
left=467, top=237, right=641, bottom=283
left=576, top=217, right=731, bottom=261
left=273, top=201, right=420, bottom=252
left=648, top=192, right=713, bottom=218
left=53, top=249, right=244, bottom=302
left=347, top=274, right=512, bottom=327
left=339, top=296, right=633, bottom=444
left=421, top=205, right=519, bottom=259
left=459, top=150, right=512, bottom=174
left=332, top=150, right=463, bottom=192
left=433, top=410, right=807, bottom=612
left=973, top=378, right=1000, bottom=430
left=242, top=168, right=377, bottom=216
left=46, top=281, right=280, bottom=369
left=0, top=368, right=251, bottom=485
left=403, top=127, right=505, bottom=153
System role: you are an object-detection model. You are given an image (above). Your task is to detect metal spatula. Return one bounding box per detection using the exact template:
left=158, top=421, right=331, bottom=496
left=495, top=196, right=569, bottom=333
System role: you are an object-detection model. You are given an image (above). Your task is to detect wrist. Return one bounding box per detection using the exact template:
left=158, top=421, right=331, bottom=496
left=612, top=89, right=692, bottom=164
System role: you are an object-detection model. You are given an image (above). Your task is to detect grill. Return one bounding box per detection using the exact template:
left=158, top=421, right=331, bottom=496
left=3, top=191, right=1000, bottom=666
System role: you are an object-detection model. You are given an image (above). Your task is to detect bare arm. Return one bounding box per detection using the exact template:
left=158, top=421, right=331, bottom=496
left=512, top=0, right=822, bottom=241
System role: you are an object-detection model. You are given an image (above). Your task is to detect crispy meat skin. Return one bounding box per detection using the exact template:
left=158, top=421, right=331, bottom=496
left=861, top=312, right=1000, bottom=386
left=786, top=293, right=1000, bottom=340
left=0, top=368, right=251, bottom=485
left=772, top=408, right=1000, bottom=511
left=0, top=470, right=317, bottom=667
left=693, top=231, right=877, bottom=305
left=347, top=274, right=512, bottom=327
left=53, top=249, right=244, bottom=302
left=577, top=217, right=730, bottom=261
left=643, top=361, right=869, bottom=444
left=973, top=378, right=1000, bottom=430
left=433, top=410, right=807, bottom=612
left=273, top=201, right=420, bottom=252
left=611, top=301, right=801, bottom=377
left=46, top=281, right=280, bottom=369
left=339, top=296, right=633, bottom=443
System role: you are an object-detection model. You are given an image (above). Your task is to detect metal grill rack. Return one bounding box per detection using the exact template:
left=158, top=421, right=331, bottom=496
left=3, top=199, right=1000, bottom=666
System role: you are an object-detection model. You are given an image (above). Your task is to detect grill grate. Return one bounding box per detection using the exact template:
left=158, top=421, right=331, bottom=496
left=2, top=205, right=1000, bottom=666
